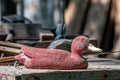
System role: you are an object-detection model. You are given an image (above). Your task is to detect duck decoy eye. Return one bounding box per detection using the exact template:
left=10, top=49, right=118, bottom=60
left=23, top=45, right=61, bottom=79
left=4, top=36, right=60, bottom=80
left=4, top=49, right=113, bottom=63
left=80, top=42, right=88, bottom=48
left=80, top=40, right=89, bottom=49
left=80, top=43, right=85, bottom=48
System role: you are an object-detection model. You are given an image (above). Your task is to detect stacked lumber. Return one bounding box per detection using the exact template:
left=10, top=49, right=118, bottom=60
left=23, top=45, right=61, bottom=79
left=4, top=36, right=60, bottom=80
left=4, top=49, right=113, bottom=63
left=65, top=0, right=111, bottom=47
left=65, top=0, right=120, bottom=59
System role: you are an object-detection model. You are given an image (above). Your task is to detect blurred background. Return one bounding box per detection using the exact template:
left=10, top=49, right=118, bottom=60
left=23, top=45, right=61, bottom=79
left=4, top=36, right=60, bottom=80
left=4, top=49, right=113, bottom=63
left=0, top=0, right=120, bottom=59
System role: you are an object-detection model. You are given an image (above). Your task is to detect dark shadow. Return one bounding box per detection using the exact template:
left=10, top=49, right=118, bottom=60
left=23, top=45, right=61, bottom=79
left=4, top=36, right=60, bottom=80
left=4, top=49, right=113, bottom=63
left=100, top=0, right=114, bottom=52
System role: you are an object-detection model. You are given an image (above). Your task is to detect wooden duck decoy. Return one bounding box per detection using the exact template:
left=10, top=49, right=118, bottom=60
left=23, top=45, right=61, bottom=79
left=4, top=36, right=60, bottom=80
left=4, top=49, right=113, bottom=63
left=14, top=36, right=102, bottom=70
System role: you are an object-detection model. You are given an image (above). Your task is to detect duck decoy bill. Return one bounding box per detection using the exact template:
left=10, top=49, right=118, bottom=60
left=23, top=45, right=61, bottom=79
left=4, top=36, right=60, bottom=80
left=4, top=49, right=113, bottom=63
left=87, top=43, right=103, bottom=52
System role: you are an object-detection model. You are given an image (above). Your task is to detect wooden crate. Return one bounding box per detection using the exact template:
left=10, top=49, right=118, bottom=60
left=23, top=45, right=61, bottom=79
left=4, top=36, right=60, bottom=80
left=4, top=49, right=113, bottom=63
left=0, top=58, right=120, bottom=80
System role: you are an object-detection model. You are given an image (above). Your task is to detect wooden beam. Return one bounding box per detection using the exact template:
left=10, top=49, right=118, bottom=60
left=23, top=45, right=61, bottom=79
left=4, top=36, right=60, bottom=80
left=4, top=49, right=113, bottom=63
left=65, top=0, right=89, bottom=34
left=83, top=0, right=111, bottom=46
left=0, top=40, right=23, bottom=49
left=0, top=46, right=21, bottom=55
left=0, top=56, right=14, bottom=63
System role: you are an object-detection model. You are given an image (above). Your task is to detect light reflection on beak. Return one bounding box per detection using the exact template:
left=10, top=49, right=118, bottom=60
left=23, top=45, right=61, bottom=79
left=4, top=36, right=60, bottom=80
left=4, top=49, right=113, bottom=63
left=87, top=43, right=103, bottom=52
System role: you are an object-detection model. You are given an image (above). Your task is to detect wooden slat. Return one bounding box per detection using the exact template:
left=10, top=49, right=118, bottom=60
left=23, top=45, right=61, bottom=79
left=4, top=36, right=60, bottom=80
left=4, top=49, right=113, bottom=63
left=0, top=46, right=21, bottom=55
left=0, top=56, right=14, bottom=63
left=39, top=30, right=55, bottom=41
left=65, top=0, right=89, bottom=34
left=109, top=0, right=120, bottom=59
left=20, top=70, right=120, bottom=80
left=83, top=0, right=111, bottom=45
left=0, top=40, right=23, bottom=49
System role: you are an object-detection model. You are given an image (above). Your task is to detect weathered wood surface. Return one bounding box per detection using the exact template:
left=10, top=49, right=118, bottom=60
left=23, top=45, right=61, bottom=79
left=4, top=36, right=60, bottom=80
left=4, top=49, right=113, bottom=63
left=64, top=0, right=115, bottom=53
left=65, top=0, right=89, bottom=34
left=0, top=46, right=20, bottom=56
left=39, top=30, right=55, bottom=41
left=83, top=0, right=111, bottom=45
left=0, top=58, right=120, bottom=80
left=0, top=41, right=23, bottom=49
left=108, top=0, right=120, bottom=59
left=0, top=56, right=14, bottom=63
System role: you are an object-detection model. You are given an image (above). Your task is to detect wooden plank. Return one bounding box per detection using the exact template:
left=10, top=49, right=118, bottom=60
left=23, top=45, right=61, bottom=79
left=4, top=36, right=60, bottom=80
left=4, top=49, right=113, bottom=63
left=0, top=56, right=14, bottom=63
left=20, top=70, right=120, bottom=80
left=0, top=46, right=21, bottom=55
left=0, top=40, right=23, bottom=49
left=15, top=41, right=52, bottom=48
left=65, top=0, right=89, bottom=34
left=99, top=0, right=114, bottom=52
left=39, top=30, right=55, bottom=41
left=108, top=0, right=120, bottom=59
left=0, top=67, right=120, bottom=80
left=83, top=0, right=111, bottom=45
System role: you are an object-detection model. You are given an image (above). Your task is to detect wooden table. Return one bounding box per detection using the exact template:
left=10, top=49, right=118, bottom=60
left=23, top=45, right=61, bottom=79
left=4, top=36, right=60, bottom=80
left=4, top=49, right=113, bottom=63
left=0, top=58, right=120, bottom=80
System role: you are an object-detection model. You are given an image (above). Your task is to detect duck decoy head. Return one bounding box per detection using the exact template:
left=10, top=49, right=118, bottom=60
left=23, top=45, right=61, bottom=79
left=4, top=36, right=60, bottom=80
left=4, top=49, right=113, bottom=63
left=71, top=36, right=102, bottom=55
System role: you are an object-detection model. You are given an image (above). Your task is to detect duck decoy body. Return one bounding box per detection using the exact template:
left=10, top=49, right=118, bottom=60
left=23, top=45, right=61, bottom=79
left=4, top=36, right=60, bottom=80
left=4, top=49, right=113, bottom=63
left=14, top=36, right=102, bottom=70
